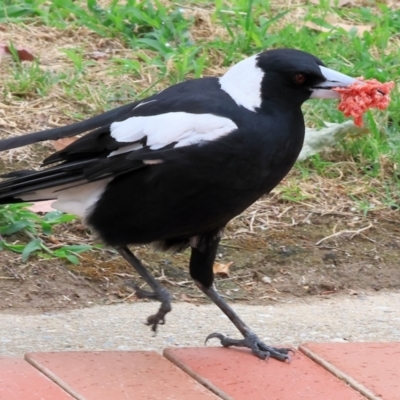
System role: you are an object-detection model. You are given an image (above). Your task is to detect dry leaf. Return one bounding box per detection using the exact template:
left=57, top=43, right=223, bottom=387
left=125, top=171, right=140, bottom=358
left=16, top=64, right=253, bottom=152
left=0, top=43, right=35, bottom=61
left=181, top=293, right=195, bottom=303
left=36, top=112, right=48, bottom=123
left=213, top=261, right=233, bottom=277
left=47, top=236, right=61, bottom=245
left=279, top=269, right=291, bottom=275
left=51, top=136, right=78, bottom=151
left=89, top=51, right=108, bottom=61
left=320, top=290, right=336, bottom=295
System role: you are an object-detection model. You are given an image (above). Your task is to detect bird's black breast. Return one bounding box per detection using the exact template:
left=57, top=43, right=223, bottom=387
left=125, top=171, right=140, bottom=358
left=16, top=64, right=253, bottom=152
left=87, top=106, right=305, bottom=248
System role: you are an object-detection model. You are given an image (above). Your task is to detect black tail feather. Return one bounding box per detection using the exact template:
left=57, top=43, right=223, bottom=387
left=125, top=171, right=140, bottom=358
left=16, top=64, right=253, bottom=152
left=0, top=101, right=138, bottom=152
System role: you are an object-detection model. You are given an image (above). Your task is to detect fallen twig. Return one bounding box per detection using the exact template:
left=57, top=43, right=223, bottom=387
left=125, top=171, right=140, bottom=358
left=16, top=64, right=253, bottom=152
left=316, top=223, right=373, bottom=246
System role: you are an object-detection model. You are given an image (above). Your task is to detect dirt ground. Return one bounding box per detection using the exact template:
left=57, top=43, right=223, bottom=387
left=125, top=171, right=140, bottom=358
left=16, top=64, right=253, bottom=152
left=1, top=205, right=400, bottom=314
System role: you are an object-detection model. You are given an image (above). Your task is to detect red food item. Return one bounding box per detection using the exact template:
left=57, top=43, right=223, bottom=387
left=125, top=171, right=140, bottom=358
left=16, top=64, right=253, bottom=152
left=333, top=78, right=395, bottom=127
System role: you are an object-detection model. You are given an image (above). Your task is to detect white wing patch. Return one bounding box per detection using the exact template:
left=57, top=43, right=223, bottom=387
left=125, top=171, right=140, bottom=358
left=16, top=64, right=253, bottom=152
left=110, top=112, right=238, bottom=151
left=52, top=179, right=111, bottom=217
left=219, top=54, right=264, bottom=112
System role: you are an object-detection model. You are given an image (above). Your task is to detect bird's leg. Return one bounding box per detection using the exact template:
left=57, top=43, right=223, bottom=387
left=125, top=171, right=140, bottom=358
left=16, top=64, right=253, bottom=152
left=189, top=233, right=292, bottom=362
left=197, top=282, right=292, bottom=361
left=124, top=280, right=160, bottom=300
left=116, top=246, right=171, bottom=332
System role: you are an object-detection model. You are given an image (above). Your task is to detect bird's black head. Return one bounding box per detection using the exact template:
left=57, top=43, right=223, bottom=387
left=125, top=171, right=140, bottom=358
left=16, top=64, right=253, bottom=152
left=219, top=48, right=355, bottom=112
left=256, top=49, right=326, bottom=107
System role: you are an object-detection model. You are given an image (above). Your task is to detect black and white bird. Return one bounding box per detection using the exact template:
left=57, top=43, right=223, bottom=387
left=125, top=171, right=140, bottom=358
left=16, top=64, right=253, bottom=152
left=0, top=49, right=356, bottom=361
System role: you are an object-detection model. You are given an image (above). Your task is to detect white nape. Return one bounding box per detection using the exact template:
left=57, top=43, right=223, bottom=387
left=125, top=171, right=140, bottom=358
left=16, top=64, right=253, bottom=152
left=219, top=54, right=264, bottom=112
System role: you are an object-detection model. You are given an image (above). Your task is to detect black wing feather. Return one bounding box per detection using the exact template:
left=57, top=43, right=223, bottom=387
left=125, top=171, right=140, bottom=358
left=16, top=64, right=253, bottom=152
left=41, top=78, right=238, bottom=166
left=0, top=77, right=240, bottom=204
left=0, top=101, right=140, bottom=152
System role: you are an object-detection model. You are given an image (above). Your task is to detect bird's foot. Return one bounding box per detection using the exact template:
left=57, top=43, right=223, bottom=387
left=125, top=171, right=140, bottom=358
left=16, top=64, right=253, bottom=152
left=126, top=281, right=171, bottom=332
left=205, top=332, right=293, bottom=361
left=146, top=290, right=172, bottom=332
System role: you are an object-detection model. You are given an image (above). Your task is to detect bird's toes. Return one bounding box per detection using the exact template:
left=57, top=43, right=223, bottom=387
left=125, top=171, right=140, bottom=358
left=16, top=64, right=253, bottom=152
left=253, top=342, right=292, bottom=362
left=205, top=331, right=293, bottom=362
left=205, top=332, right=225, bottom=345
left=258, top=341, right=293, bottom=357
left=146, top=312, right=167, bottom=332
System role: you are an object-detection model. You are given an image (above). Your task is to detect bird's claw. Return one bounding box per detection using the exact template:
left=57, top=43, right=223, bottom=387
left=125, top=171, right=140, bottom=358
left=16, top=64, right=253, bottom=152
left=125, top=281, right=172, bottom=332
left=146, top=312, right=167, bottom=332
left=144, top=288, right=172, bottom=332
left=205, top=332, right=227, bottom=345
left=206, top=331, right=293, bottom=362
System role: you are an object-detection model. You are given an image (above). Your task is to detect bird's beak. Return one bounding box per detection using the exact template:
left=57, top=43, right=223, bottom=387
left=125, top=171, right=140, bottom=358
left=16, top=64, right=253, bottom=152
left=310, top=66, right=356, bottom=99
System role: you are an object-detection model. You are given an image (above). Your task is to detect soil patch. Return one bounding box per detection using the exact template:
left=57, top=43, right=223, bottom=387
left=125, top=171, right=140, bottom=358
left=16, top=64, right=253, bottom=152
left=1, top=211, right=399, bottom=314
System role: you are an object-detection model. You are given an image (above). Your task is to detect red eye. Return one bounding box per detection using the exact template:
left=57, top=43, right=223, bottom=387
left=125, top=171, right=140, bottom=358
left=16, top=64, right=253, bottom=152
left=294, top=73, right=306, bottom=85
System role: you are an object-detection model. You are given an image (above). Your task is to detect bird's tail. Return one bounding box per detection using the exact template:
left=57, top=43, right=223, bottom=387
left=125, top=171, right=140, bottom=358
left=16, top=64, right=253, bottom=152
left=0, top=100, right=140, bottom=214
left=0, top=101, right=136, bottom=152
left=0, top=160, right=90, bottom=204
left=0, top=159, right=112, bottom=217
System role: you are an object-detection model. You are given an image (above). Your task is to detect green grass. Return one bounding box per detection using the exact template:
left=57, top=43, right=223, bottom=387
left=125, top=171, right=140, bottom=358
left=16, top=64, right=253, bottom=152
left=0, top=0, right=399, bottom=261
left=0, top=204, right=97, bottom=263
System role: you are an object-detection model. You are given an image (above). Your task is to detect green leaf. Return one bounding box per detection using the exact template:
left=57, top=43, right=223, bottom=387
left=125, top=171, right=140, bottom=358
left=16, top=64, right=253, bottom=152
left=21, top=238, right=43, bottom=262
left=63, top=254, right=80, bottom=264
left=42, top=212, right=76, bottom=224
left=62, top=244, right=92, bottom=253
left=0, top=221, right=31, bottom=235
left=40, top=222, right=53, bottom=236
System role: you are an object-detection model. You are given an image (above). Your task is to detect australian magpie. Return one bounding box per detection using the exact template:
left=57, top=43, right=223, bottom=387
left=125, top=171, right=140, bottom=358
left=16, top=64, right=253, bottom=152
left=0, top=49, right=356, bottom=361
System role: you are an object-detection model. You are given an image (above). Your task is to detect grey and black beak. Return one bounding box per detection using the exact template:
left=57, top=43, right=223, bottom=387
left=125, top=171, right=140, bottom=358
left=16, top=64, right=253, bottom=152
left=311, top=66, right=356, bottom=99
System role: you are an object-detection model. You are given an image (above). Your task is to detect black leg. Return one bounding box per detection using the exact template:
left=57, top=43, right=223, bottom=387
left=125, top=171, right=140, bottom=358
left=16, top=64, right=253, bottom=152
left=124, top=280, right=161, bottom=300
left=116, top=246, right=171, bottom=332
left=196, top=282, right=292, bottom=361
left=189, top=232, right=292, bottom=362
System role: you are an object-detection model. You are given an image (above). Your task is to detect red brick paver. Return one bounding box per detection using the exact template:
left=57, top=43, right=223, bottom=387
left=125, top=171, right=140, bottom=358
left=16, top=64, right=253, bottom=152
left=0, top=357, right=73, bottom=400
left=25, top=351, right=219, bottom=400
left=3, top=344, right=399, bottom=399
left=164, top=347, right=366, bottom=400
left=300, top=342, right=400, bottom=400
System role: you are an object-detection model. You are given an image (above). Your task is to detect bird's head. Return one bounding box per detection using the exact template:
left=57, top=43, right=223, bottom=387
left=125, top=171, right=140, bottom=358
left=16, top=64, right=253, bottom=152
left=219, top=48, right=355, bottom=111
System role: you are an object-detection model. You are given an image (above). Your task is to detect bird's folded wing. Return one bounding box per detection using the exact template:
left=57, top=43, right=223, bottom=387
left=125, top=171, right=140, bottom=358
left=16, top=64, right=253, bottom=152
left=0, top=99, right=239, bottom=198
